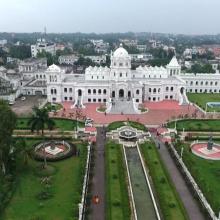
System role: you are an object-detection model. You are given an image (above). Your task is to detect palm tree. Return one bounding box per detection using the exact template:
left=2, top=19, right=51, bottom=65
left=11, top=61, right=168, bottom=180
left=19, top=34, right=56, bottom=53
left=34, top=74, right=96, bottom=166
left=16, top=139, right=32, bottom=165
left=28, top=106, right=55, bottom=135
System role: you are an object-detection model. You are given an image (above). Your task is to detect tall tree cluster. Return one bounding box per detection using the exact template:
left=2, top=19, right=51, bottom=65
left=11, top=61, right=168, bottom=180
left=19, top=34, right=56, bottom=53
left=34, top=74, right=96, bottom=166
left=0, top=100, right=17, bottom=175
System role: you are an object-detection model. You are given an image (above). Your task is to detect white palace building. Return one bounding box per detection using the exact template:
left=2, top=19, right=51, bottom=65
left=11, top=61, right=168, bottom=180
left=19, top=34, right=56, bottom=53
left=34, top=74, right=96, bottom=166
left=2, top=44, right=220, bottom=114
left=46, top=44, right=190, bottom=113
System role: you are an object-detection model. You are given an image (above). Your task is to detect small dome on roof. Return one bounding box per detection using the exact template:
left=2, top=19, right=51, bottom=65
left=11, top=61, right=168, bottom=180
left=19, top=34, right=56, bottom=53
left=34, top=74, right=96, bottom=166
left=113, top=44, right=129, bottom=58
left=168, top=56, right=180, bottom=67
left=47, top=64, right=61, bottom=72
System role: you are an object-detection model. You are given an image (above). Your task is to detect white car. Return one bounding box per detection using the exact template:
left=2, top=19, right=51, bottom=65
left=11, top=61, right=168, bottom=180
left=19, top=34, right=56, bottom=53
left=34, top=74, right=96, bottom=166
left=9, top=101, right=15, bottom=105
left=21, top=96, right=26, bottom=101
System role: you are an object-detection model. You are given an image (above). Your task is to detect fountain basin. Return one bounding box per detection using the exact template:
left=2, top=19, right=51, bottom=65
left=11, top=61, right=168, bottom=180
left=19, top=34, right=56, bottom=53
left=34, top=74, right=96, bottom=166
left=33, top=140, right=76, bottom=161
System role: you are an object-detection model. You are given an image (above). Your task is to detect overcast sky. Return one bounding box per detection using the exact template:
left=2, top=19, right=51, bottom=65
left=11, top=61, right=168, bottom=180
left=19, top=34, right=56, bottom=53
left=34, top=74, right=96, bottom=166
left=0, top=0, right=219, bottom=35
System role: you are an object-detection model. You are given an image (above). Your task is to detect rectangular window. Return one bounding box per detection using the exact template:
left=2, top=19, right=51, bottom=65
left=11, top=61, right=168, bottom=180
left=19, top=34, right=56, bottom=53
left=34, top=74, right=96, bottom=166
left=64, top=97, right=67, bottom=101
left=64, top=88, right=67, bottom=92
left=88, top=98, right=91, bottom=102
left=93, top=99, right=96, bottom=102
left=69, top=88, right=72, bottom=93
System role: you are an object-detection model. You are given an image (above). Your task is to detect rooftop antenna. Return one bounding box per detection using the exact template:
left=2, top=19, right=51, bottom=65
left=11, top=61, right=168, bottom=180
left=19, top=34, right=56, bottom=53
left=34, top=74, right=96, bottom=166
left=44, top=26, right=47, bottom=36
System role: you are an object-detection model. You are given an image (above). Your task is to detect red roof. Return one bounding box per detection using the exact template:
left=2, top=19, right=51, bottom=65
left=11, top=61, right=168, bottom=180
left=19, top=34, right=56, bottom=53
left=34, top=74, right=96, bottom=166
left=85, top=126, right=97, bottom=133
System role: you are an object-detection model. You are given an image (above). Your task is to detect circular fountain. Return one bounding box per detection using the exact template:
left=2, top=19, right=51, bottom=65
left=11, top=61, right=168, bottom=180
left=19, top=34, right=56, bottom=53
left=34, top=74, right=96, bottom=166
left=191, top=136, right=220, bottom=160
left=119, top=126, right=137, bottom=141
left=33, top=140, right=76, bottom=161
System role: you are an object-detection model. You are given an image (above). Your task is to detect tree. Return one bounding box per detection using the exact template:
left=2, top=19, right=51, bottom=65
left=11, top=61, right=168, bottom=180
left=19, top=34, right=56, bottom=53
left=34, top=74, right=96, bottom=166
left=10, top=45, right=31, bottom=59
left=28, top=107, right=55, bottom=135
left=15, top=139, right=32, bottom=165
left=0, top=100, right=17, bottom=175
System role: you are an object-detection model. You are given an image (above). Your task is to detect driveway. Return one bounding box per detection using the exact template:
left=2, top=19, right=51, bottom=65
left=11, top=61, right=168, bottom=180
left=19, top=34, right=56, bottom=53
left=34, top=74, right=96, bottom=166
left=11, top=95, right=46, bottom=116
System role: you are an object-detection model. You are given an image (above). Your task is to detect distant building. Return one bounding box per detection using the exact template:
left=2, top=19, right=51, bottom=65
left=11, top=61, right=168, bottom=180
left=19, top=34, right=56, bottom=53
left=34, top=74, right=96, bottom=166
left=0, top=39, right=7, bottom=47
left=58, top=54, right=78, bottom=65
left=31, top=38, right=56, bottom=57
left=90, top=39, right=109, bottom=54
left=130, top=53, right=153, bottom=62
left=84, top=55, right=106, bottom=64
left=19, top=57, right=47, bottom=80
left=119, top=39, right=137, bottom=47
left=136, top=44, right=147, bottom=52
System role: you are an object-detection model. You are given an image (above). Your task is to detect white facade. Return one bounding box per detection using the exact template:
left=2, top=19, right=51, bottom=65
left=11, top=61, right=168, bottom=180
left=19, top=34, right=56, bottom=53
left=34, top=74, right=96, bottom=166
left=58, top=54, right=79, bottom=65
left=31, top=38, right=56, bottom=58
left=46, top=45, right=188, bottom=106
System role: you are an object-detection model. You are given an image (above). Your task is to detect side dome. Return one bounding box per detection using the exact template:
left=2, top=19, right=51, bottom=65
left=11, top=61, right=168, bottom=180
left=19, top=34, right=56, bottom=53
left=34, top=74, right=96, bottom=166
left=113, top=44, right=129, bottom=57
left=47, top=64, right=61, bottom=72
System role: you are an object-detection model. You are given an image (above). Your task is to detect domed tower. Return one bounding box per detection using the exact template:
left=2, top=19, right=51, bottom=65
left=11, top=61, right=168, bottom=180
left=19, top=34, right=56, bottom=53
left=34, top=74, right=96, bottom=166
left=167, top=56, right=181, bottom=76
left=46, top=64, right=64, bottom=103
left=110, top=44, right=131, bottom=81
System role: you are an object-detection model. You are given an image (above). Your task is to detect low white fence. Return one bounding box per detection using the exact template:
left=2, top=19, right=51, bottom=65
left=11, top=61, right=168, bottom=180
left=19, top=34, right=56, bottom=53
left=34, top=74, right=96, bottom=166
left=169, top=143, right=218, bottom=220
left=78, top=145, right=91, bottom=220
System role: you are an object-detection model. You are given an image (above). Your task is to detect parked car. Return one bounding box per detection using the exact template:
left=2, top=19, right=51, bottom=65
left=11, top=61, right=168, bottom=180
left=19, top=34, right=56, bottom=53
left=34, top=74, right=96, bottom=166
left=21, top=96, right=26, bottom=101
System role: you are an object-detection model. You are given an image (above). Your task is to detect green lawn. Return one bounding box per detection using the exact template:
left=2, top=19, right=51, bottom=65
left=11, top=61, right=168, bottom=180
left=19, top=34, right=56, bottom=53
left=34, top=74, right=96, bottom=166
left=167, top=119, right=220, bottom=131
left=174, top=141, right=220, bottom=215
left=2, top=139, right=87, bottom=220
left=187, top=93, right=220, bottom=112
left=107, top=121, right=146, bottom=131
left=140, top=142, right=188, bottom=220
left=16, top=118, right=84, bottom=131
left=105, top=141, right=130, bottom=220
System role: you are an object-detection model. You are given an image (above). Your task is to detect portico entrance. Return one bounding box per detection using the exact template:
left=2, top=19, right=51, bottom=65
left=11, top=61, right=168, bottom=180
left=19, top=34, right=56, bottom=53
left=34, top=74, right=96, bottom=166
left=119, top=89, right=124, bottom=98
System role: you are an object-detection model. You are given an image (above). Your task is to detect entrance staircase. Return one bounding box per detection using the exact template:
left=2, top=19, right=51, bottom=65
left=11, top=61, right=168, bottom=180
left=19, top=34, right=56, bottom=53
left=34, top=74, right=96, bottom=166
left=110, top=99, right=138, bottom=114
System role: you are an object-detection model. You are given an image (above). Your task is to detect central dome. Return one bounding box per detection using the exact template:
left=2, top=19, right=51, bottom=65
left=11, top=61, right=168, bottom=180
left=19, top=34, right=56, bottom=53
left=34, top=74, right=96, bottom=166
left=113, top=44, right=129, bottom=57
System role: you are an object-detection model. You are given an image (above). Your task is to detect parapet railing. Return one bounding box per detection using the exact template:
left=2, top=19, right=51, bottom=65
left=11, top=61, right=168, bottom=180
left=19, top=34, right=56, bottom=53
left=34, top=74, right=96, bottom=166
left=169, top=143, right=218, bottom=220
left=78, top=144, right=91, bottom=220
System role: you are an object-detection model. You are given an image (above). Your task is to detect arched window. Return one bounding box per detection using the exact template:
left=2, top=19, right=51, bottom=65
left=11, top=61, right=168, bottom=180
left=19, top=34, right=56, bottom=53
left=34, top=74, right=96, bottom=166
left=205, top=81, right=208, bottom=85
left=166, top=87, right=169, bottom=91
left=196, top=81, right=198, bottom=85
left=93, top=89, right=96, bottom=94
left=170, top=87, right=174, bottom=91
left=88, top=89, right=91, bottom=94
left=98, top=89, right=101, bottom=94
left=210, top=81, right=213, bottom=85
left=158, top=88, right=161, bottom=93
left=51, top=89, right=53, bottom=94
left=136, top=89, right=140, bottom=95
left=153, top=88, right=156, bottom=93
left=103, top=89, right=107, bottom=94
left=120, top=73, right=122, bottom=77
left=149, top=88, right=151, bottom=93
left=215, top=82, right=218, bottom=86
left=201, top=81, right=203, bottom=85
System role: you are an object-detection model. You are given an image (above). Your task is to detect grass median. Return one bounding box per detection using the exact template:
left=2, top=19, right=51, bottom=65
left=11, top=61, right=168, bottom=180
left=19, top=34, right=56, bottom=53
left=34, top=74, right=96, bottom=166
left=140, top=142, right=188, bottom=220
left=105, top=140, right=131, bottom=220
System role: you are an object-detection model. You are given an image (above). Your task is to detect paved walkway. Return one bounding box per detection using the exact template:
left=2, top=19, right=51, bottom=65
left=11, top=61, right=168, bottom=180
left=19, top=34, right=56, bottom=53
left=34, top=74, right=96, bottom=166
left=90, top=127, right=106, bottom=220
left=152, top=134, right=205, bottom=220
left=58, top=100, right=201, bottom=126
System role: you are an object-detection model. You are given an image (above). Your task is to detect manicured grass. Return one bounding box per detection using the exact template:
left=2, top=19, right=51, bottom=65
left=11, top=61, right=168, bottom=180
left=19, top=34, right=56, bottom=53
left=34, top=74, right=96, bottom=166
left=174, top=141, right=220, bottom=215
left=105, top=141, right=130, bottom=220
left=3, top=139, right=87, bottom=220
left=140, top=142, right=188, bottom=220
left=187, top=93, right=220, bottom=112
left=167, top=119, right=220, bottom=132
left=44, top=103, right=63, bottom=112
left=16, top=118, right=84, bottom=131
left=107, top=121, right=146, bottom=131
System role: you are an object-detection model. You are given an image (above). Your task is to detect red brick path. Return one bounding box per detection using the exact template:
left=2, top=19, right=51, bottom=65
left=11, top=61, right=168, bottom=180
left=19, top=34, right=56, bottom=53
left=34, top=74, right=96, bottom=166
left=53, top=100, right=201, bottom=126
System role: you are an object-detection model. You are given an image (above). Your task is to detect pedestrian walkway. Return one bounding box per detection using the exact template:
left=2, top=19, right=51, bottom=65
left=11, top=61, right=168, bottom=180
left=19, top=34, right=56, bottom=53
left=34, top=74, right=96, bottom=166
left=89, top=127, right=106, bottom=220
left=152, top=135, right=205, bottom=220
